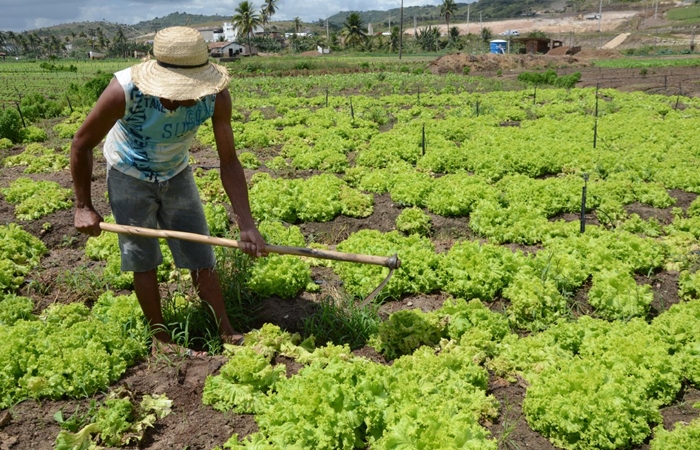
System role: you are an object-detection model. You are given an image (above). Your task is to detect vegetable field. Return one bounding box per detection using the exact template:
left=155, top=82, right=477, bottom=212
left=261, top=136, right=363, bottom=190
left=2, top=60, right=700, bottom=449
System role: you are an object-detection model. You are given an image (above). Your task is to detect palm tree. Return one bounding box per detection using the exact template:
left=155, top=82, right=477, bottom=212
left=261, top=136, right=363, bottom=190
left=440, top=0, right=458, bottom=37
left=263, top=0, right=278, bottom=23
left=261, top=10, right=270, bottom=33
left=293, top=17, right=302, bottom=33
left=342, top=12, right=366, bottom=48
left=232, top=1, right=262, bottom=52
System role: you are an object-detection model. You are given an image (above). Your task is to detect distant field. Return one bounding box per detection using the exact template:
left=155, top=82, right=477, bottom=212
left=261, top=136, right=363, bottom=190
left=592, top=55, right=700, bottom=68
left=666, top=5, right=700, bottom=24
left=4, top=52, right=700, bottom=110
left=0, top=59, right=131, bottom=108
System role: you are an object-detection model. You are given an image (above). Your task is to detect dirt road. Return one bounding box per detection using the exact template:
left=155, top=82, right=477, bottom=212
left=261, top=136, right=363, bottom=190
left=404, top=10, right=640, bottom=36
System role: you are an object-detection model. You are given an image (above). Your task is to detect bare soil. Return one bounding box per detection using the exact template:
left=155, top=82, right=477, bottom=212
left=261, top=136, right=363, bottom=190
left=1, top=68, right=699, bottom=449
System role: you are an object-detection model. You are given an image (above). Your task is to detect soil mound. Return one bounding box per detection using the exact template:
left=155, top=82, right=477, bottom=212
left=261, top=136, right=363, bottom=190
left=575, top=49, right=624, bottom=59
left=428, top=53, right=591, bottom=75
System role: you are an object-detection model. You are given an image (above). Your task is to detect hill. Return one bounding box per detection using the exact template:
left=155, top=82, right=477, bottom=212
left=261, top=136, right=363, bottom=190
left=327, top=0, right=557, bottom=28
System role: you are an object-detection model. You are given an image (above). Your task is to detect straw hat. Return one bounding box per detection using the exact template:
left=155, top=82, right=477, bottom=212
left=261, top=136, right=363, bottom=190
left=131, top=26, right=230, bottom=101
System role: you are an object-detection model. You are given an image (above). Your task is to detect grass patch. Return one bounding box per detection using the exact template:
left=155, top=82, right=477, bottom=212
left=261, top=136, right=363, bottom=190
left=302, top=291, right=380, bottom=350
left=666, top=5, right=700, bottom=23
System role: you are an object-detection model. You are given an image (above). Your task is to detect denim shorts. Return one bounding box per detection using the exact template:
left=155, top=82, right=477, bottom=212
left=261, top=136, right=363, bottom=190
left=107, top=166, right=216, bottom=272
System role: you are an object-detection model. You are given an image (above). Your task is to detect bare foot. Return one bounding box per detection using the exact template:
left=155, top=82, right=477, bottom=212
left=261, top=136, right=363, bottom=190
left=222, top=333, right=245, bottom=346
left=151, top=340, right=208, bottom=358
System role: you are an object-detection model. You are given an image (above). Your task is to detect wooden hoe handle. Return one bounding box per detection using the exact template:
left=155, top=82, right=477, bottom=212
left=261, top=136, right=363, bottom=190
left=99, top=222, right=401, bottom=269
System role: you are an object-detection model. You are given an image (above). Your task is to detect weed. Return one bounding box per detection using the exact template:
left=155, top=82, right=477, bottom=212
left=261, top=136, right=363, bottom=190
left=60, top=234, right=78, bottom=248
left=56, top=265, right=110, bottom=303
left=54, top=399, right=100, bottom=432
left=215, top=240, right=258, bottom=331
left=497, top=395, right=522, bottom=450
left=302, top=289, right=380, bottom=350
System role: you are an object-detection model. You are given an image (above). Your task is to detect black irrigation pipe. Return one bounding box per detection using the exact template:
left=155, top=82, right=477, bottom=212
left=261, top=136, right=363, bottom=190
left=593, top=83, right=599, bottom=149
left=580, top=173, right=589, bottom=234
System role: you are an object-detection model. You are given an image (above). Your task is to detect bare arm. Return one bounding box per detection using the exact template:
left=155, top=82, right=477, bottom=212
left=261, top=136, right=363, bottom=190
left=70, top=78, right=125, bottom=236
left=212, top=89, right=266, bottom=257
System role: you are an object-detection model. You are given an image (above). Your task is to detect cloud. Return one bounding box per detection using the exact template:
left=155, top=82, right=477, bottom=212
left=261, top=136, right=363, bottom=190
left=0, top=0, right=444, bottom=32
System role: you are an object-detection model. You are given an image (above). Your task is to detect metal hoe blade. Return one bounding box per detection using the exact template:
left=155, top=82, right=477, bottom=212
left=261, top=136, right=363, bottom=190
left=358, top=254, right=400, bottom=308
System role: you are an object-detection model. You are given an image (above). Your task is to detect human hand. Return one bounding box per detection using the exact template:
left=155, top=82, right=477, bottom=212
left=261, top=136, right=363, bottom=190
left=74, top=207, right=104, bottom=237
left=239, top=226, right=268, bottom=258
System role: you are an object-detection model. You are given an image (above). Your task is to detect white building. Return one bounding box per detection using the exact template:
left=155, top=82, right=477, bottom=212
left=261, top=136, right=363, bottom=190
left=217, top=23, right=266, bottom=42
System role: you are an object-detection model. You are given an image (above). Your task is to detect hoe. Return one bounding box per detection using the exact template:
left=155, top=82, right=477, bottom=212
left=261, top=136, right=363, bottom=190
left=100, top=222, right=400, bottom=307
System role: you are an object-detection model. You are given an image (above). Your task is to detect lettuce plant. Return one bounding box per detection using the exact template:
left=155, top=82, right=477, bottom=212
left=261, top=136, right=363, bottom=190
left=1, top=177, right=72, bottom=220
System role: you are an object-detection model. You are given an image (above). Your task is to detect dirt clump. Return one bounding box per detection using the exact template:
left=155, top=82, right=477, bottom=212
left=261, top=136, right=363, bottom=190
left=575, top=48, right=625, bottom=59
left=428, top=52, right=591, bottom=75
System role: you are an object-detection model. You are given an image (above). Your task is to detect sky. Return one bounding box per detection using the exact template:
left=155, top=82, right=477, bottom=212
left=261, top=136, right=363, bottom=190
left=1, top=0, right=446, bottom=33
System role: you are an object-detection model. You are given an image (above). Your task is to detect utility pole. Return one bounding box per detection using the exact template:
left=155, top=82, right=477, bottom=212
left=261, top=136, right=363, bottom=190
left=399, top=0, right=404, bottom=59
left=467, top=3, right=470, bottom=35
left=598, top=0, right=603, bottom=33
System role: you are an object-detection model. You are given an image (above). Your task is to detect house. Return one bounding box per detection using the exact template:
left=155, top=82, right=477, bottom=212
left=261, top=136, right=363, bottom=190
left=196, top=26, right=222, bottom=42
left=219, top=23, right=267, bottom=42
left=510, top=37, right=564, bottom=55
left=208, top=41, right=245, bottom=59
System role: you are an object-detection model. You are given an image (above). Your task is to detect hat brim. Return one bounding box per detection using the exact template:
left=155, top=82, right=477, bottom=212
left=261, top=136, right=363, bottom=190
left=131, top=60, right=230, bottom=101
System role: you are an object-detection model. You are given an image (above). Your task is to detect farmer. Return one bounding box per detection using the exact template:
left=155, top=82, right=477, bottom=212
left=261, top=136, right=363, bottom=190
left=70, top=26, right=266, bottom=355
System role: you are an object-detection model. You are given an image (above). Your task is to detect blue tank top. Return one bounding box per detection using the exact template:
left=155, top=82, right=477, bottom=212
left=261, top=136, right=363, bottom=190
left=103, top=68, right=216, bottom=182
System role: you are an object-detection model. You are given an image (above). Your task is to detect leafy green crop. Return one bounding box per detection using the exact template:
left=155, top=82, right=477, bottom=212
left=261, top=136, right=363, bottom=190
left=2, top=143, right=69, bottom=173
left=1, top=177, right=72, bottom=220
left=438, top=240, right=524, bottom=300
left=247, top=221, right=311, bottom=298
left=395, top=206, right=432, bottom=236
left=54, top=390, right=172, bottom=449
left=650, top=409, right=700, bottom=450
left=503, top=266, right=569, bottom=331
left=0, top=223, right=46, bottom=291
left=588, top=270, right=653, bottom=320
left=211, top=325, right=498, bottom=449
left=334, top=230, right=441, bottom=300
left=0, top=293, right=34, bottom=326
left=371, top=309, right=446, bottom=359
left=0, top=292, right=148, bottom=408
left=203, top=347, right=285, bottom=413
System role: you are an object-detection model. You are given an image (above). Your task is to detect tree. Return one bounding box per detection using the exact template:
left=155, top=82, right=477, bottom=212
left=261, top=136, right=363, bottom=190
left=293, top=17, right=302, bottom=33
left=111, top=26, right=129, bottom=58
left=342, top=12, right=366, bottom=48
left=390, top=26, right=400, bottom=53
left=416, top=26, right=441, bottom=52
left=481, top=27, right=493, bottom=42
left=232, top=1, right=262, bottom=51
left=440, top=0, right=458, bottom=36
left=263, top=0, right=278, bottom=23
left=261, top=10, right=270, bottom=33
